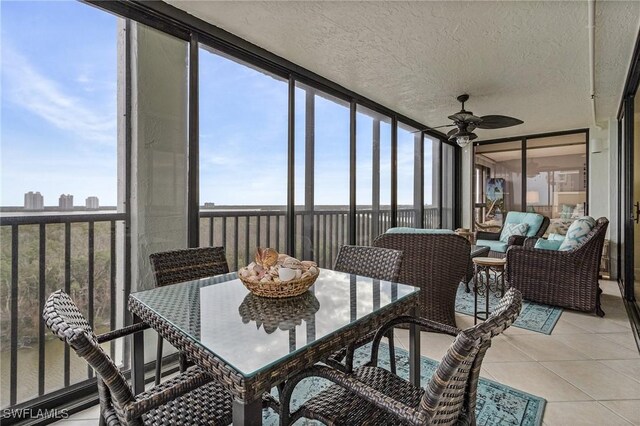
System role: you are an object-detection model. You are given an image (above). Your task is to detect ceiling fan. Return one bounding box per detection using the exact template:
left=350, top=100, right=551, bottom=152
left=429, top=94, right=524, bottom=148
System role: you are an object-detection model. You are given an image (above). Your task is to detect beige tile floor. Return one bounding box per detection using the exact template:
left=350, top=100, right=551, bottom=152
left=61, top=280, right=639, bottom=425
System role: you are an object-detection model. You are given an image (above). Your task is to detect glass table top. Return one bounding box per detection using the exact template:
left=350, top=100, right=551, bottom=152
left=130, top=269, right=419, bottom=378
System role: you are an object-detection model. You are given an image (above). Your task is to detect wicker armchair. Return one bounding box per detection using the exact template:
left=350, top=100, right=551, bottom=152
left=373, top=233, right=470, bottom=327
left=43, top=290, right=233, bottom=426
left=506, top=217, right=609, bottom=316
left=280, top=289, right=523, bottom=426
left=329, top=245, right=403, bottom=373
left=476, top=213, right=550, bottom=258
left=149, top=246, right=229, bottom=385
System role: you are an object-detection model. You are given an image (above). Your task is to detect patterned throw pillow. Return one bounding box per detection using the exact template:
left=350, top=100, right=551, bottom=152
left=558, top=216, right=597, bottom=251
left=534, top=239, right=563, bottom=251
left=499, top=223, right=529, bottom=243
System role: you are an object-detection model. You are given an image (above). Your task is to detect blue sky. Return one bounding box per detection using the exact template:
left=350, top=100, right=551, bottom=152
left=1, top=1, right=436, bottom=208
left=1, top=1, right=118, bottom=206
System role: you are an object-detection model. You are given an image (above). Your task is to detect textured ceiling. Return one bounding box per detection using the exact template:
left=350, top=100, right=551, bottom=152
left=167, top=0, right=640, bottom=141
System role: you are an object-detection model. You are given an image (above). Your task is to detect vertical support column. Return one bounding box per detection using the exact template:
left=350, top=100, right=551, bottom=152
left=414, top=132, right=424, bottom=228
left=391, top=117, right=398, bottom=228
left=188, top=33, right=200, bottom=248
left=521, top=138, right=528, bottom=211
left=286, top=75, right=296, bottom=255
left=303, top=87, right=315, bottom=260
left=349, top=100, right=357, bottom=245
left=372, top=119, right=381, bottom=240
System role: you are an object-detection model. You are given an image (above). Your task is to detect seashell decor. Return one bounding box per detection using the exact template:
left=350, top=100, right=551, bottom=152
left=238, top=248, right=319, bottom=297
left=240, top=248, right=317, bottom=284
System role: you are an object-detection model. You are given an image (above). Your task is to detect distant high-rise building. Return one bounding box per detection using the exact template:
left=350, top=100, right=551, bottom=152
left=85, top=196, right=99, bottom=210
left=24, top=191, right=44, bottom=210
left=59, top=194, right=74, bottom=210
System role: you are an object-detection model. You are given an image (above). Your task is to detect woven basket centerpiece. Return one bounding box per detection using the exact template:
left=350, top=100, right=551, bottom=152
left=238, top=248, right=319, bottom=298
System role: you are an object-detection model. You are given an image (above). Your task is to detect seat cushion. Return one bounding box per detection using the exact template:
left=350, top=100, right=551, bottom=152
left=504, top=212, right=545, bottom=237
left=558, top=216, right=597, bottom=251
left=534, top=239, right=563, bottom=251
left=386, top=227, right=455, bottom=234
left=499, top=223, right=529, bottom=242
left=475, top=239, right=508, bottom=253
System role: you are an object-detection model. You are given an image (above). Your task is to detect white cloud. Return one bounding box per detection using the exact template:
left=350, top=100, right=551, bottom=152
left=2, top=47, right=116, bottom=144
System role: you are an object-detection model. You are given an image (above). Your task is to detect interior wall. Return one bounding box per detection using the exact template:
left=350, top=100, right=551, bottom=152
left=129, top=22, right=189, bottom=293
left=589, top=124, right=611, bottom=222
left=128, top=22, right=189, bottom=360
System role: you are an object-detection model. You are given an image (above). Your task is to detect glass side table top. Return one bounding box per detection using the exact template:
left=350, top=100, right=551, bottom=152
left=130, top=270, right=419, bottom=378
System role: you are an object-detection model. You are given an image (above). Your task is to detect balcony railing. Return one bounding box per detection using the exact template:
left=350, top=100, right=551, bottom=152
left=0, top=212, right=125, bottom=410
left=1, top=206, right=440, bottom=411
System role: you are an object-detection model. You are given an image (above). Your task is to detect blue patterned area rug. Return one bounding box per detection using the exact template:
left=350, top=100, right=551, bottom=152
left=263, top=344, right=545, bottom=425
left=456, top=283, right=563, bottom=334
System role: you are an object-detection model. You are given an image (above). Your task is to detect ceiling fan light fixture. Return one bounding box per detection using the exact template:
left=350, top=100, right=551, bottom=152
left=449, top=130, right=477, bottom=148
left=456, top=135, right=471, bottom=148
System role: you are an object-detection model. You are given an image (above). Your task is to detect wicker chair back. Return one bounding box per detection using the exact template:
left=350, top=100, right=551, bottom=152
left=149, top=246, right=229, bottom=287
left=373, top=233, right=470, bottom=327
left=43, top=290, right=135, bottom=422
left=333, top=245, right=403, bottom=282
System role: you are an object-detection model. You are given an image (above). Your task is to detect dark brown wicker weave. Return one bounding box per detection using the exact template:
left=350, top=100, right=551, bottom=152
left=149, top=246, right=229, bottom=385
left=373, top=233, right=470, bottom=327
left=329, top=245, right=404, bottom=373
left=280, top=288, right=523, bottom=426
left=129, top=283, right=419, bottom=404
left=476, top=215, right=550, bottom=259
left=43, top=290, right=233, bottom=426
left=506, top=217, right=609, bottom=316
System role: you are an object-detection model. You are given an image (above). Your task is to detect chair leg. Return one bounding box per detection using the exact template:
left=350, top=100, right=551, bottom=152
left=596, top=287, right=605, bottom=317
left=179, top=353, right=188, bottom=372
left=386, top=330, right=396, bottom=374
left=99, top=413, right=105, bottom=426
left=155, top=337, right=163, bottom=386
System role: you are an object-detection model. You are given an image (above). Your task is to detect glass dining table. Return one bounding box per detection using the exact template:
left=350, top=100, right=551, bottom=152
left=128, top=269, right=421, bottom=425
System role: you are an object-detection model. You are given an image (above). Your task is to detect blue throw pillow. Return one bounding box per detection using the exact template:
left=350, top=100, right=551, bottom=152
left=558, top=216, right=597, bottom=251
left=547, top=233, right=566, bottom=241
left=534, top=239, right=563, bottom=251
left=500, top=223, right=529, bottom=243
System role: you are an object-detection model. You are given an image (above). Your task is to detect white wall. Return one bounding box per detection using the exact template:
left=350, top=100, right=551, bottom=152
left=129, top=22, right=189, bottom=293
left=127, top=22, right=189, bottom=361
left=461, top=144, right=474, bottom=229
left=589, top=123, right=611, bottom=222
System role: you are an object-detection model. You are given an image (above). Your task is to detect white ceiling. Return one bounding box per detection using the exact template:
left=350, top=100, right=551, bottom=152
left=168, top=0, right=640, bottom=141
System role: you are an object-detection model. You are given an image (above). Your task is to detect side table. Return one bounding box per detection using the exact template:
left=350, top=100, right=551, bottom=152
left=471, top=256, right=506, bottom=324
left=464, top=245, right=491, bottom=292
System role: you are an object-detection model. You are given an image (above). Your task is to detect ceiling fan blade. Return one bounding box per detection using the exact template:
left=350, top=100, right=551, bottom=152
left=410, top=124, right=455, bottom=134
left=447, top=128, right=459, bottom=137
left=448, top=112, right=482, bottom=123
left=476, top=115, right=524, bottom=129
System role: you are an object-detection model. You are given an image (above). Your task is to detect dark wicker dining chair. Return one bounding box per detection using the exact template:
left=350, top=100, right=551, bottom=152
left=329, top=245, right=403, bottom=373
left=149, top=246, right=229, bottom=385
left=43, top=290, right=233, bottom=426
left=373, top=232, right=470, bottom=328
left=280, top=288, right=523, bottom=426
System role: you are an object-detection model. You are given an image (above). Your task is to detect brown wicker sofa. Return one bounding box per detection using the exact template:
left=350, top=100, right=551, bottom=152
left=506, top=217, right=609, bottom=316
left=373, top=230, right=470, bottom=327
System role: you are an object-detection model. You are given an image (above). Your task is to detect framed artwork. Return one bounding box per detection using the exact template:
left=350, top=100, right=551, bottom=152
left=485, top=178, right=506, bottom=225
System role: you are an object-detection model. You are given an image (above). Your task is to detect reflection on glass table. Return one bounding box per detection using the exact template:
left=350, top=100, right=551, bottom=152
left=238, top=291, right=320, bottom=334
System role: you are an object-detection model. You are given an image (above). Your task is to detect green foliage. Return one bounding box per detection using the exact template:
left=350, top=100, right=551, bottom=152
left=0, top=222, right=115, bottom=348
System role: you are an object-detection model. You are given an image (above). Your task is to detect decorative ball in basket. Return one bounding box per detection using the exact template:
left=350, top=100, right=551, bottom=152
left=238, top=248, right=319, bottom=298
